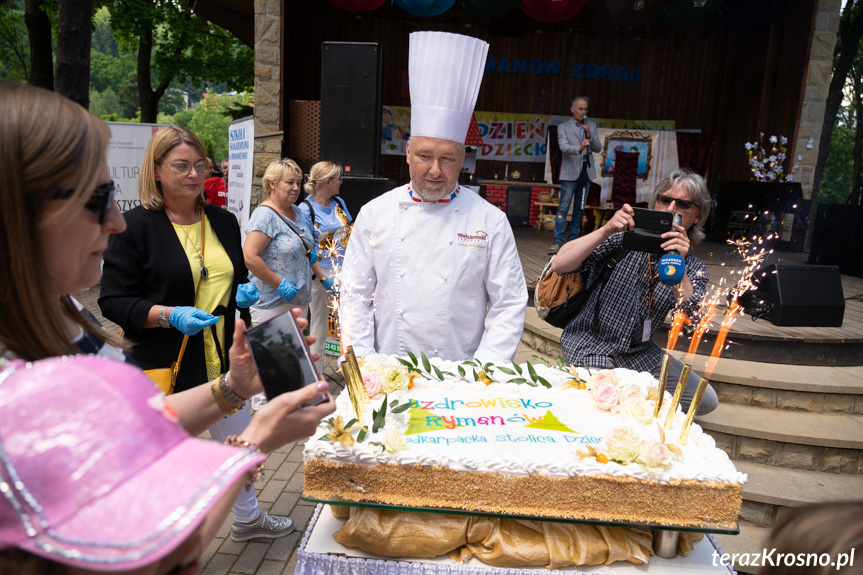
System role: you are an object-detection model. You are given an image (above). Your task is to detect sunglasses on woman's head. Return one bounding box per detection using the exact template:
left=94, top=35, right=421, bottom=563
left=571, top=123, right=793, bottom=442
left=655, top=194, right=695, bottom=210
left=50, top=181, right=116, bottom=224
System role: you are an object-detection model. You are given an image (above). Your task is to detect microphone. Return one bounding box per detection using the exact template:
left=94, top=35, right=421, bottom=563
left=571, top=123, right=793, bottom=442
left=658, top=214, right=685, bottom=285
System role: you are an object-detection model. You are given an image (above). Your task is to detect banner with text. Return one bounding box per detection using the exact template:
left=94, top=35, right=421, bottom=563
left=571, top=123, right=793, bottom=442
left=380, top=106, right=674, bottom=164
left=107, top=122, right=164, bottom=212
left=226, top=116, right=254, bottom=240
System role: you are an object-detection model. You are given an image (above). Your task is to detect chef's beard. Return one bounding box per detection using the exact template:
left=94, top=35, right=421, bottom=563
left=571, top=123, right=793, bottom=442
left=412, top=180, right=451, bottom=202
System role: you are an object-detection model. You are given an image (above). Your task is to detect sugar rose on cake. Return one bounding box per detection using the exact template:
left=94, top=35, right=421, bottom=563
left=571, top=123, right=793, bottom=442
left=302, top=353, right=746, bottom=529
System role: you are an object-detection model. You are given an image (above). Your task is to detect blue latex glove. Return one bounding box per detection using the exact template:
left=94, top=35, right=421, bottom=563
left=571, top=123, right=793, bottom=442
left=236, top=282, right=259, bottom=308
left=322, top=277, right=334, bottom=291
left=309, top=248, right=320, bottom=266
left=169, top=306, right=220, bottom=336
left=277, top=280, right=299, bottom=302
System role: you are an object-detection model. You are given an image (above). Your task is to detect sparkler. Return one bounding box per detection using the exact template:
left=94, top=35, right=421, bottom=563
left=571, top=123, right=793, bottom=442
left=654, top=354, right=670, bottom=418
left=663, top=364, right=691, bottom=430
left=678, top=378, right=710, bottom=444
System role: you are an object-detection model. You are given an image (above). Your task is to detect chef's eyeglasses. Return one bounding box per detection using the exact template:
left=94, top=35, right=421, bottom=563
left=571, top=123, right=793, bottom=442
left=50, top=180, right=116, bottom=224
left=655, top=194, right=696, bottom=210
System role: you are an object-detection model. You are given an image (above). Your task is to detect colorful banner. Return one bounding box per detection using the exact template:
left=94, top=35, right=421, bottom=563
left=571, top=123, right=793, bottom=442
left=380, top=106, right=674, bottom=164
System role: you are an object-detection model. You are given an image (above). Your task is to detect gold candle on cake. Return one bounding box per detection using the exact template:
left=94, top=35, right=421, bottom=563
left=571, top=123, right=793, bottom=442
left=654, top=354, right=671, bottom=418
left=678, top=378, right=709, bottom=445
left=342, top=346, right=366, bottom=424
left=662, top=364, right=691, bottom=430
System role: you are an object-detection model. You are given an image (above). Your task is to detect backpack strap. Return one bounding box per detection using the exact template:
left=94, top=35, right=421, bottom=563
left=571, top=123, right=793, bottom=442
left=333, top=196, right=353, bottom=224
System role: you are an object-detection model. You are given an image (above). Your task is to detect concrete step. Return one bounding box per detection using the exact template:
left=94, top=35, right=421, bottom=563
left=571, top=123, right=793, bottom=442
left=523, top=307, right=863, bottom=414
left=712, top=522, right=770, bottom=575
left=670, top=351, right=863, bottom=414
left=735, top=460, right=863, bottom=526
left=698, top=404, right=863, bottom=474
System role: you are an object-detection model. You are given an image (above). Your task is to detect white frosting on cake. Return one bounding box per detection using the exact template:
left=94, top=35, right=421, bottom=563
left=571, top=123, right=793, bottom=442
left=304, top=355, right=747, bottom=485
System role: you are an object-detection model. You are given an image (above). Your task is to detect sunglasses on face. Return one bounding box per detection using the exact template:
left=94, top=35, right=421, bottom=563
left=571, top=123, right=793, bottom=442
left=655, top=194, right=696, bottom=210
left=50, top=181, right=116, bottom=224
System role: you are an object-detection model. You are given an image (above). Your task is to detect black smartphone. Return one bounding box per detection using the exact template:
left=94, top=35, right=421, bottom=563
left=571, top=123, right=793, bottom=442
left=246, top=310, right=328, bottom=407
left=621, top=208, right=675, bottom=255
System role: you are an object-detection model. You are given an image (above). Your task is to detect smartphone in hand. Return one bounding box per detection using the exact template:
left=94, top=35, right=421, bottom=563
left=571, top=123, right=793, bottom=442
left=621, top=207, right=675, bottom=255
left=246, top=310, right=328, bottom=407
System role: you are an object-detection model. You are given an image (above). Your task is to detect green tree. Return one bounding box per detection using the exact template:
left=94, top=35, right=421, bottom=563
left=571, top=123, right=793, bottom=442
left=809, top=0, right=863, bottom=237
left=0, top=0, right=30, bottom=82
left=107, top=0, right=253, bottom=123
left=91, top=6, right=117, bottom=56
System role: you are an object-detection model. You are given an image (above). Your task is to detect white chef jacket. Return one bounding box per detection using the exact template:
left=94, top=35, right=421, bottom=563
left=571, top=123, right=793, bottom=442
left=339, top=184, right=527, bottom=363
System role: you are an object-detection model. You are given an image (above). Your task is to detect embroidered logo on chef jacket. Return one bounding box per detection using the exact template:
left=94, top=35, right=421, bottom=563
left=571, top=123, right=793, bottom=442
left=457, top=230, right=488, bottom=249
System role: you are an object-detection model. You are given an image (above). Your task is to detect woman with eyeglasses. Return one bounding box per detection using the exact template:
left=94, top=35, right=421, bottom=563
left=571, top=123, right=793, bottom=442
left=0, top=81, right=334, bottom=549
left=550, top=168, right=719, bottom=415
left=295, top=161, right=353, bottom=371
left=244, top=159, right=327, bottom=329
left=99, top=126, right=299, bottom=541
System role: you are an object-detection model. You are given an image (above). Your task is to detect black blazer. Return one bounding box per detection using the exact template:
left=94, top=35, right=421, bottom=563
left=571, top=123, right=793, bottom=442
left=99, top=204, right=247, bottom=392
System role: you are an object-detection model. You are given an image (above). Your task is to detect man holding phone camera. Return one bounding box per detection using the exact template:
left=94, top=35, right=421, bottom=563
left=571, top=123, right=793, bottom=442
left=551, top=168, right=718, bottom=415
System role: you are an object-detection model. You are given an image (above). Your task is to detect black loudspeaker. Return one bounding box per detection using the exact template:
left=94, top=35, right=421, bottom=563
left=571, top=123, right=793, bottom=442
left=507, top=187, right=531, bottom=227
left=738, top=263, right=845, bottom=327
left=337, top=176, right=395, bottom=218
left=809, top=203, right=863, bottom=277
left=321, top=42, right=382, bottom=178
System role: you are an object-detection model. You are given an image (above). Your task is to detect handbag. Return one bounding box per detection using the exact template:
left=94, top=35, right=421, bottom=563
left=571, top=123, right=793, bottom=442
left=144, top=214, right=205, bottom=395
left=144, top=335, right=189, bottom=395
left=535, top=248, right=628, bottom=329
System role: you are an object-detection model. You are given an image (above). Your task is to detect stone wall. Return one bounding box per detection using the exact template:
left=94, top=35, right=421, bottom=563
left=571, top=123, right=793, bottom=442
left=792, top=0, right=841, bottom=198
left=253, top=0, right=282, bottom=207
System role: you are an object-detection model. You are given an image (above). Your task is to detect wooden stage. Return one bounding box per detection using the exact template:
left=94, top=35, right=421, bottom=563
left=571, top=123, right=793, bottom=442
left=512, top=226, right=863, bottom=366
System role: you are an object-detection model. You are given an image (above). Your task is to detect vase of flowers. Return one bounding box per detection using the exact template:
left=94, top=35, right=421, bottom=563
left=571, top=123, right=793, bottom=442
left=745, top=133, right=792, bottom=182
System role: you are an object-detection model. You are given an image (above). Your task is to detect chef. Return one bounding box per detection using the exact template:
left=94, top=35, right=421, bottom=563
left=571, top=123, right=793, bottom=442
left=339, top=31, right=527, bottom=363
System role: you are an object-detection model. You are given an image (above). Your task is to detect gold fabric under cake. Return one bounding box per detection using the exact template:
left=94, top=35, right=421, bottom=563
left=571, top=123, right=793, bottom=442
left=332, top=507, right=704, bottom=569
left=304, top=459, right=742, bottom=529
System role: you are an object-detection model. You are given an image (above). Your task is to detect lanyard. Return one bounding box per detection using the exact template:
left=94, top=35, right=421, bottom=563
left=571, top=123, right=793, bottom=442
left=646, top=254, right=659, bottom=313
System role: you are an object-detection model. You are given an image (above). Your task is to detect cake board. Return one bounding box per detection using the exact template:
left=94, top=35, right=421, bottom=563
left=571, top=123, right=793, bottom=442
left=295, top=504, right=736, bottom=575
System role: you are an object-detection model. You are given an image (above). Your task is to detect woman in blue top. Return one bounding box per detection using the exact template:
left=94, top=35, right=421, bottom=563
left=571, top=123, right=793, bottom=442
left=296, top=161, right=351, bottom=371
left=244, top=158, right=326, bottom=327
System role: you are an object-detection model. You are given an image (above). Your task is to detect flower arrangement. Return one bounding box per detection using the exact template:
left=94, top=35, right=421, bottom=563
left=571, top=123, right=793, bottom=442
left=577, top=424, right=683, bottom=473
left=745, top=133, right=792, bottom=182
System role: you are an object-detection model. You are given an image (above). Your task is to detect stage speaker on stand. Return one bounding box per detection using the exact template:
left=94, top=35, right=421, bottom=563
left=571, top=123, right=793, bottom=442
left=738, top=263, right=845, bottom=327
left=321, top=42, right=383, bottom=179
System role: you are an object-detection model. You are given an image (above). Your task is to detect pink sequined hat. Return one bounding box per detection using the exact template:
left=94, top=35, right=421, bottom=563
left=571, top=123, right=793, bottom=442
left=0, top=356, right=265, bottom=571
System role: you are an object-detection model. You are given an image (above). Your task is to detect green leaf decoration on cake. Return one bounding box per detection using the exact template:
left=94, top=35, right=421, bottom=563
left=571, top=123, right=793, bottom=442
left=458, top=365, right=466, bottom=377
left=421, top=352, right=432, bottom=372
left=524, top=410, right=576, bottom=433
left=406, top=351, right=418, bottom=365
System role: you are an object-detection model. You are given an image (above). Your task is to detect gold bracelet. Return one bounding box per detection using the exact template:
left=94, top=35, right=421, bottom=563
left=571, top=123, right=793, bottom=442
left=211, top=373, right=245, bottom=415
left=225, top=435, right=265, bottom=490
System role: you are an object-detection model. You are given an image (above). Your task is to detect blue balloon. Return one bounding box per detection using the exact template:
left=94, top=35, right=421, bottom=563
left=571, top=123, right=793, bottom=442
left=394, top=0, right=455, bottom=17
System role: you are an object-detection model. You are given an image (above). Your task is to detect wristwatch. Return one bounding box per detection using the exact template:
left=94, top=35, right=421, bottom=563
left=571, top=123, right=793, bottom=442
left=157, top=306, right=172, bottom=329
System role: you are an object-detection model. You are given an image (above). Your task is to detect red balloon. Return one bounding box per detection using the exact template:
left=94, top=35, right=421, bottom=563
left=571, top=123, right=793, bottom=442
left=519, top=0, right=588, bottom=22
left=329, top=0, right=387, bottom=13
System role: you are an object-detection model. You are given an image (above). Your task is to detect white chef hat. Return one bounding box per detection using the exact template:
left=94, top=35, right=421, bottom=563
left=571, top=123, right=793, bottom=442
left=409, top=31, right=489, bottom=144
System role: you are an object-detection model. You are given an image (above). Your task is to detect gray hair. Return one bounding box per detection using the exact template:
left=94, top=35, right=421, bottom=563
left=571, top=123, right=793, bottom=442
left=570, top=96, right=589, bottom=107
left=649, top=168, right=711, bottom=246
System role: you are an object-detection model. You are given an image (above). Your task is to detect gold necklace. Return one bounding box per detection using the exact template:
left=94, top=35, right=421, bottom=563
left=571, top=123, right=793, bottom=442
left=166, top=207, right=209, bottom=280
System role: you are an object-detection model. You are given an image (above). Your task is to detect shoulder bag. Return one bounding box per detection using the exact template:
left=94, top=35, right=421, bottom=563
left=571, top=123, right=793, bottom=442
left=535, top=248, right=628, bottom=329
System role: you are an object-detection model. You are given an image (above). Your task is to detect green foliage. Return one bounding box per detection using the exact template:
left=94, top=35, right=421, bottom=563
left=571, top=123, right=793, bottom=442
left=821, top=120, right=857, bottom=204
left=106, top=0, right=253, bottom=118
left=0, top=0, right=29, bottom=82
left=92, top=6, right=118, bottom=56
